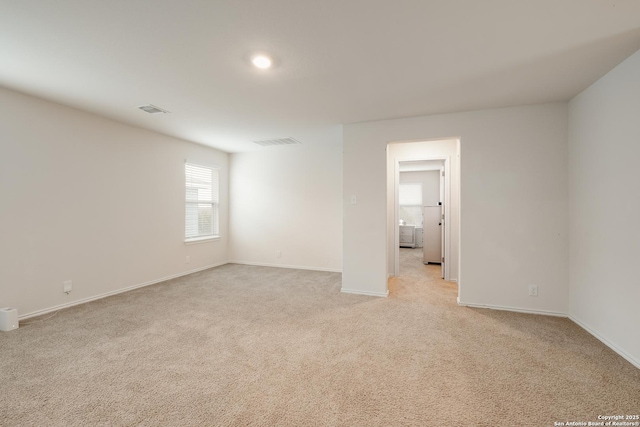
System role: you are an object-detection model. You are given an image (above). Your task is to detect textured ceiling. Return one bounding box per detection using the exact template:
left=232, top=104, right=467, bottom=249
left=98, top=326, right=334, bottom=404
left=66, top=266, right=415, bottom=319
left=1, top=0, right=640, bottom=152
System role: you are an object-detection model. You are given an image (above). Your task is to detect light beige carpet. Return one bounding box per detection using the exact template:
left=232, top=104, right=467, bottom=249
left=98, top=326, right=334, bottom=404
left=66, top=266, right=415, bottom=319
left=1, top=249, right=638, bottom=426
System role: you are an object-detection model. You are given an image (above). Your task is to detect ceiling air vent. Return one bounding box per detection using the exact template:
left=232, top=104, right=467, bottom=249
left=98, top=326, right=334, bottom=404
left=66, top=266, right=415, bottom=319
left=138, top=104, right=170, bottom=114
left=252, top=137, right=301, bottom=147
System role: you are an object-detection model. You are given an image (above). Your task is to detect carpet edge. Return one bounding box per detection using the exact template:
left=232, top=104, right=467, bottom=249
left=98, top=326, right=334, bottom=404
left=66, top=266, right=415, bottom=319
left=18, top=262, right=229, bottom=320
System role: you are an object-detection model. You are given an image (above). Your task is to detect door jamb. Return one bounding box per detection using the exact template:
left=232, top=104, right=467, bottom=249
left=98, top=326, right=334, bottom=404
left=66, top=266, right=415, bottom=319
left=394, top=156, right=451, bottom=281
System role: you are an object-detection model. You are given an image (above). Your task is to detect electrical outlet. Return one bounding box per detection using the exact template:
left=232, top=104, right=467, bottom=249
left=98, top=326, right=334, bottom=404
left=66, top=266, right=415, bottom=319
left=186, top=255, right=190, bottom=264
left=528, top=285, right=538, bottom=297
left=276, top=250, right=282, bottom=258
left=63, top=280, right=72, bottom=294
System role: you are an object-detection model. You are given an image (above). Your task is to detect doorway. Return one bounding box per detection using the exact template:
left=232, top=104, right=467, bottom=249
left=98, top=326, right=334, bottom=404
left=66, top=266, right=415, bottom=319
left=397, top=160, right=445, bottom=278
left=387, top=138, right=461, bottom=297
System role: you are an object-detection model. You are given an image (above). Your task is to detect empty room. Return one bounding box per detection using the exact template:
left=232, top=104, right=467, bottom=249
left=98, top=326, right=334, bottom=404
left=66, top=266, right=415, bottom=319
left=1, top=1, right=639, bottom=426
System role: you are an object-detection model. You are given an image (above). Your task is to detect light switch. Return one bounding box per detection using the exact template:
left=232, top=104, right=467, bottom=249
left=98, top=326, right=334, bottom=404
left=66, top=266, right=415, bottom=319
left=350, top=195, right=357, bottom=204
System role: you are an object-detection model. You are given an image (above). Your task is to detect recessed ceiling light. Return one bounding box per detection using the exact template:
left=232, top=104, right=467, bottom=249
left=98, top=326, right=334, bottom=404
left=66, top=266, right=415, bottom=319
left=251, top=54, right=272, bottom=69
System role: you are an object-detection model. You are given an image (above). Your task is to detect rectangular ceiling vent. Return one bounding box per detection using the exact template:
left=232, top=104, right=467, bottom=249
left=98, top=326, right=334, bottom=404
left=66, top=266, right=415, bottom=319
left=252, top=137, right=301, bottom=147
left=138, top=104, right=170, bottom=114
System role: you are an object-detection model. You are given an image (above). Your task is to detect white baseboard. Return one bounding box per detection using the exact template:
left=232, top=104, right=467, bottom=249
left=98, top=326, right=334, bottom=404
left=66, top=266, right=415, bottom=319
left=19, top=262, right=228, bottom=320
left=456, top=299, right=639, bottom=369
left=456, top=300, right=568, bottom=317
left=341, top=288, right=389, bottom=298
left=569, top=315, right=640, bottom=370
left=229, top=260, right=342, bottom=273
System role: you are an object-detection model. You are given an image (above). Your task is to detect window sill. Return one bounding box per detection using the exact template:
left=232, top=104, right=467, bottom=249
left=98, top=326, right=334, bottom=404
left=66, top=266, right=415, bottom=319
left=184, top=236, right=220, bottom=245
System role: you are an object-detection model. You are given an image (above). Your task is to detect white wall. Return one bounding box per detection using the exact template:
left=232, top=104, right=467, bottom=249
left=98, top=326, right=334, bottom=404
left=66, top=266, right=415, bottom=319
left=568, top=50, right=640, bottom=367
left=229, top=134, right=343, bottom=272
left=0, top=86, right=229, bottom=317
left=400, top=170, right=440, bottom=207
left=344, top=103, right=570, bottom=314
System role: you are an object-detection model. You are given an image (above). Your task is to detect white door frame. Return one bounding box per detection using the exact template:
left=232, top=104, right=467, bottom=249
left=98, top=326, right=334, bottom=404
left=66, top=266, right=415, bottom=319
left=394, top=156, right=451, bottom=281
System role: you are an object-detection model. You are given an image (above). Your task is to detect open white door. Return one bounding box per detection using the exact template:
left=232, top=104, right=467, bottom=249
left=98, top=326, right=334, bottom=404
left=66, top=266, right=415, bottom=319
left=440, top=167, right=445, bottom=278
left=422, top=206, right=441, bottom=264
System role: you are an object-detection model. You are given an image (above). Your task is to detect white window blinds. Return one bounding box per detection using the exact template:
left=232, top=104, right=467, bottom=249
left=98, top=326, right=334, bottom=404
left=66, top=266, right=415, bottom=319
left=399, top=183, right=423, bottom=226
left=185, top=163, right=219, bottom=240
left=399, top=183, right=422, bottom=206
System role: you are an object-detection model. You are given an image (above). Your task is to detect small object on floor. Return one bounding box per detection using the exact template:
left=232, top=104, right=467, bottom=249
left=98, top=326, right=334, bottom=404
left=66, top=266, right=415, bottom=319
left=0, top=307, right=19, bottom=332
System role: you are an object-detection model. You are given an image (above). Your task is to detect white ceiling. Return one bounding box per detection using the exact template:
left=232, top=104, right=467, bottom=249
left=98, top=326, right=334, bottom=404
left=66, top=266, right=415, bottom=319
left=1, top=1, right=640, bottom=153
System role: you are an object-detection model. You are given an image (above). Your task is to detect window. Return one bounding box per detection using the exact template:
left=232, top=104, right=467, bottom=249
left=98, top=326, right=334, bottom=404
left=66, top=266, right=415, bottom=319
left=185, top=163, right=219, bottom=241
left=399, top=183, right=422, bottom=226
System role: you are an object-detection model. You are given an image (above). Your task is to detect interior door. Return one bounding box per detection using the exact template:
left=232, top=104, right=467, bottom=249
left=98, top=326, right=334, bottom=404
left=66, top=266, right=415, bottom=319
left=440, top=167, right=445, bottom=279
